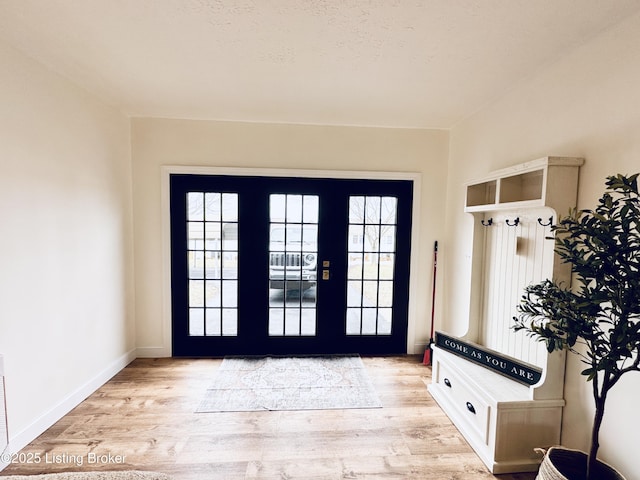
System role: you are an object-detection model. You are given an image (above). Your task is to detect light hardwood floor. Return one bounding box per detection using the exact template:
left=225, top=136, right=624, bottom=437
left=1, top=356, right=537, bottom=479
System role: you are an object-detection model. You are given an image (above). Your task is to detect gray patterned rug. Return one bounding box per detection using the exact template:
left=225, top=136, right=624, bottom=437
left=0, top=472, right=170, bottom=480
left=196, top=356, right=382, bottom=412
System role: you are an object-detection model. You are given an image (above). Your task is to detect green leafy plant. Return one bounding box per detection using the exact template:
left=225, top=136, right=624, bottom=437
left=514, top=174, right=640, bottom=480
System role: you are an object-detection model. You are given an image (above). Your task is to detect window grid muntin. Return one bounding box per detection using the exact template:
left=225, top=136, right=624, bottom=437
left=268, top=194, right=318, bottom=337
left=347, top=195, right=397, bottom=336
left=187, top=192, right=238, bottom=337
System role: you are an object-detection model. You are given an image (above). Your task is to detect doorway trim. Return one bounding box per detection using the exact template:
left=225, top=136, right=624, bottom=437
left=160, top=166, right=422, bottom=356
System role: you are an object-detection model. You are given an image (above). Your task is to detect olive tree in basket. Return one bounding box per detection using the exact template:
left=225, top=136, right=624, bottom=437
left=514, top=174, right=640, bottom=480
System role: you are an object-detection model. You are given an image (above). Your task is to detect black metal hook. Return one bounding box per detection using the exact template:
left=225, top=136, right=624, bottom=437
left=481, top=218, right=493, bottom=226
left=537, top=216, right=553, bottom=227
left=506, top=217, right=520, bottom=227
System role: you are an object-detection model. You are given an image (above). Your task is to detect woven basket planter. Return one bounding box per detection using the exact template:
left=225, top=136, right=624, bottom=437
left=536, top=447, right=626, bottom=480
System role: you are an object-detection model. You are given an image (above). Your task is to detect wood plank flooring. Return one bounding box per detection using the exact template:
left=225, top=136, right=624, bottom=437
left=1, top=356, right=536, bottom=479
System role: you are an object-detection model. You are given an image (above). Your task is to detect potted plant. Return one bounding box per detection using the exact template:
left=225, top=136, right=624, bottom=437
left=513, top=174, right=640, bottom=480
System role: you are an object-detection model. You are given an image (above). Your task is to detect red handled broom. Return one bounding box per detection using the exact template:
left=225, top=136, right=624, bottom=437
left=423, top=241, right=438, bottom=365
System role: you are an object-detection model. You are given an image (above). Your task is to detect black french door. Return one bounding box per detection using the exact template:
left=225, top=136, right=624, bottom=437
left=170, top=174, right=413, bottom=356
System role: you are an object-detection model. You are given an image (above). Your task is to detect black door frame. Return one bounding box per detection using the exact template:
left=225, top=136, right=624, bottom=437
left=162, top=167, right=420, bottom=357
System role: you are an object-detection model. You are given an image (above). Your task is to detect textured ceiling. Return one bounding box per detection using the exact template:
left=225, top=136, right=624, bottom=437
left=1, top=0, right=640, bottom=128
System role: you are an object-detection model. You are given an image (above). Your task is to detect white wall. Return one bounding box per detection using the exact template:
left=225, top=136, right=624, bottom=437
left=445, top=11, right=640, bottom=479
left=0, top=39, right=135, bottom=453
left=130, top=118, right=449, bottom=356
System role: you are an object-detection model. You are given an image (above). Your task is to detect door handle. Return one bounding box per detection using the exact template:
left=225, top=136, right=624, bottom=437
left=322, top=260, right=330, bottom=280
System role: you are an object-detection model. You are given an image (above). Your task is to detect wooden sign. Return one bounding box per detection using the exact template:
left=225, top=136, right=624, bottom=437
left=435, top=332, right=542, bottom=386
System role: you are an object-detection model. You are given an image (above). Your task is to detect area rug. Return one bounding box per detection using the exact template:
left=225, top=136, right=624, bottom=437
left=196, top=355, right=382, bottom=412
left=0, top=472, right=171, bottom=480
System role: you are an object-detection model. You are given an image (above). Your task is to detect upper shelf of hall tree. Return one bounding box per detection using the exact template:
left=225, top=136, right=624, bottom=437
left=464, top=156, right=585, bottom=213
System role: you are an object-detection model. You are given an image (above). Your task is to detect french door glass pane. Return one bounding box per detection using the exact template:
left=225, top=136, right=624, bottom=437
left=346, top=196, right=397, bottom=336
left=187, top=192, right=238, bottom=336
left=268, top=194, right=318, bottom=336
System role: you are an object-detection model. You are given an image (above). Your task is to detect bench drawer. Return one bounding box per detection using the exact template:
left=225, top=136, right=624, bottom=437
left=435, top=360, right=490, bottom=444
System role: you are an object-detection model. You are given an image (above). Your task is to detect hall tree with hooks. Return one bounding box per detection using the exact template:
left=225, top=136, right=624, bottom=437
left=428, top=156, right=584, bottom=473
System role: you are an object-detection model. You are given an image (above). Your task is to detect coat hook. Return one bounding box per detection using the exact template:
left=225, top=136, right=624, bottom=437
left=537, top=217, right=553, bottom=227
left=506, top=217, right=520, bottom=227
left=481, top=218, right=493, bottom=226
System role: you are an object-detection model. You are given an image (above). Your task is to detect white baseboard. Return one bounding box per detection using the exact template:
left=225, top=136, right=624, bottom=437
left=2, top=348, right=136, bottom=468
left=0, top=355, right=7, bottom=470
left=136, top=346, right=170, bottom=358
left=413, top=343, right=428, bottom=355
